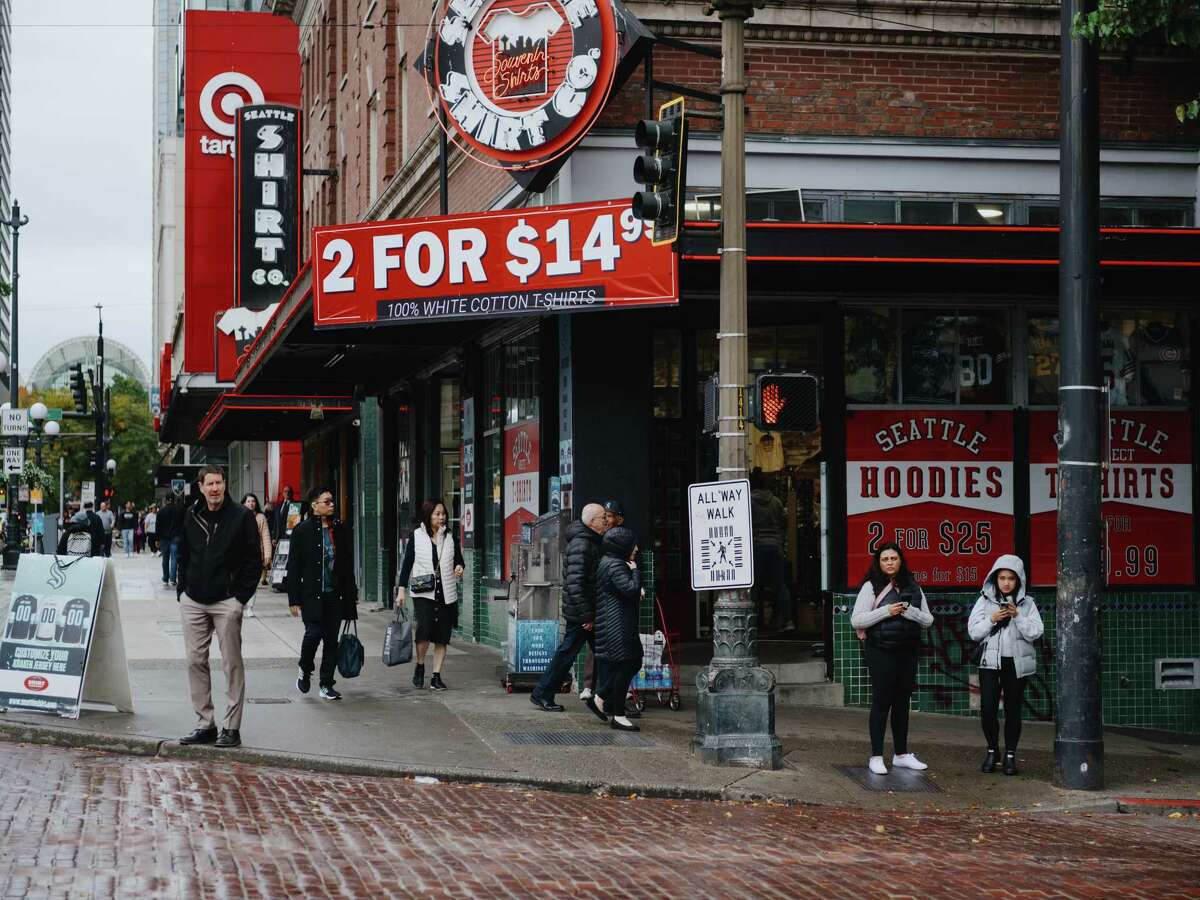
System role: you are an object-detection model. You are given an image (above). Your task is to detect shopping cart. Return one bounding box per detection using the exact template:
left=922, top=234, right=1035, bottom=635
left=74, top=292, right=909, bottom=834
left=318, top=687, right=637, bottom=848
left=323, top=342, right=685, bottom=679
left=630, top=592, right=683, bottom=712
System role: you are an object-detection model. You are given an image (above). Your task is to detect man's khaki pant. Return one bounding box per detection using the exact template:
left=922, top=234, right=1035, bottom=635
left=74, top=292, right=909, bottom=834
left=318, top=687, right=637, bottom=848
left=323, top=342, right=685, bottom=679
left=180, top=595, right=245, bottom=730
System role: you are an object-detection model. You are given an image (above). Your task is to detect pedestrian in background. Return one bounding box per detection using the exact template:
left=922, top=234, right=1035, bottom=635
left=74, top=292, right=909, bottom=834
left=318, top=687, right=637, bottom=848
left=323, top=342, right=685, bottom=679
left=97, top=501, right=115, bottom=557
left=531, top=502, right=607, bottom=712
left=145, top=505, right=158, bottom=555
left=851, top=542, right=933, bottom=775
left=286, top=486, right=358, bottom=701
left=117, top=501, right=138, bottom=557
left=157, top=496, right=180, bottom=585
left=968, top=554, right=1044, bottom=776
left=274, top=486, right=295, bottom=541
left=591, top=526, right=643, bottom=732
left=240, top=493, right=273, bottom=616
left=750, top=469, right=793, bottom=632
left=396, top=498, right=462, bottom=692
left=176, top=466, right=262, bottom=749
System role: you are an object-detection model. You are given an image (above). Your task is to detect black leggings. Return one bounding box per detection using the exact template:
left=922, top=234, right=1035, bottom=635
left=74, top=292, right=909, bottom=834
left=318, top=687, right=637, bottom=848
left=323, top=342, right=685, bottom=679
left=864, top=645, right=918, bottom=756
left=979, top=657, right=1026, bottom=752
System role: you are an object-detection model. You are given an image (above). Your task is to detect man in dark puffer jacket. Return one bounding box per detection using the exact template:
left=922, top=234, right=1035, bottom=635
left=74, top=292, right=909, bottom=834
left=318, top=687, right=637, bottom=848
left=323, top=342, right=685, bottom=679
left=530, top=502, right=608, bottom=711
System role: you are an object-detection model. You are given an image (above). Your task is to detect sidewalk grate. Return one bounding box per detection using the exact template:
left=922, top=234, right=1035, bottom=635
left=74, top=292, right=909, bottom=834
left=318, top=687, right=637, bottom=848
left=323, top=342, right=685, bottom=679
left=246, top=697, right=292, bottom=705
left=503, top=731, right=652, bottom=748
left=834, top=764, right=943, bottom=793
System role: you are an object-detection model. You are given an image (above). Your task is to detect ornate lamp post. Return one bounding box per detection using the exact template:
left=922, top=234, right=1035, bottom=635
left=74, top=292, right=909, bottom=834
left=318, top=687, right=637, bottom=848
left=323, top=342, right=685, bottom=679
left=691, top=0, right=781, bottom=769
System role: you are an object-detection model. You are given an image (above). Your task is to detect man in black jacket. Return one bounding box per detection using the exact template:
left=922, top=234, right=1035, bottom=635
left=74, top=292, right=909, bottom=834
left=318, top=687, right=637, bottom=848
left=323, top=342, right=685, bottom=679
left=176, top=465, right=262, bottom=749
left=530, top=502, right=608, bottom=712
left=286, top=485, right=358, bottom=701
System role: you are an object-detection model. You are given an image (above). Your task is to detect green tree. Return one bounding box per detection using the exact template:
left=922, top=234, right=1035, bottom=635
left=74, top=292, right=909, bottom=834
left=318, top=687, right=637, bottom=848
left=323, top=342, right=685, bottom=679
left=1075, top=1, right=1200, bottom=121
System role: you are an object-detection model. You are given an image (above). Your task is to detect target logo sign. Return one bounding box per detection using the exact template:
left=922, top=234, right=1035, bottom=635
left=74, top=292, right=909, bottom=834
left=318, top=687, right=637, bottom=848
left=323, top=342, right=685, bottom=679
left=198, top=71, right=265, bottom=154
left=426, top=0, right=618, bottom=171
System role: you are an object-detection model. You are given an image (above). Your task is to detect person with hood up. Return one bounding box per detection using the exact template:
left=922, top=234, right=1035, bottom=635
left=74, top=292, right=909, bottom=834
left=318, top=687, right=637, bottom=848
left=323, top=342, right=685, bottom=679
left=591, top=525, right=643, bottom=732
left=531, top=502, right=607, bottom=712
left=850, top=542, right=934, bottom=775
left=968, top=554, right=1044, bottom=776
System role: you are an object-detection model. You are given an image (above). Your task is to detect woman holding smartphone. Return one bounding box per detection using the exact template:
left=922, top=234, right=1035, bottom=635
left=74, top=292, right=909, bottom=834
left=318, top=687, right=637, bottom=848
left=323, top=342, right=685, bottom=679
left=851, top=542, right=934, bottom=775
left=968, top=554, right=1043, bottom=775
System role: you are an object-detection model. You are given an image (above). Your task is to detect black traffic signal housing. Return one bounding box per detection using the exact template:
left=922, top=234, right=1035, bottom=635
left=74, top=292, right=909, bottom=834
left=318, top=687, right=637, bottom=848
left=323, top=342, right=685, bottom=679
left=69, top=363, right=88, bottom=414
left=751, top=372, right=820, bottom=432
left=632, top=96, right=688, bottom=246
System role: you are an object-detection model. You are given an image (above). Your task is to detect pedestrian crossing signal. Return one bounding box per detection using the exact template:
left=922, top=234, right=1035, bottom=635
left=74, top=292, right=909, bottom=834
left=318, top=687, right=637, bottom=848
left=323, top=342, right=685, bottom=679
left=752, top=372, right=819, bottom=432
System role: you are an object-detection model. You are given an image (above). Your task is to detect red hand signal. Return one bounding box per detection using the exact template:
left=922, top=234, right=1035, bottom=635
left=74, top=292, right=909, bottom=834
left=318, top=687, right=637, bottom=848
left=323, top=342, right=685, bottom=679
left=762, top=382, right=786, bottom=425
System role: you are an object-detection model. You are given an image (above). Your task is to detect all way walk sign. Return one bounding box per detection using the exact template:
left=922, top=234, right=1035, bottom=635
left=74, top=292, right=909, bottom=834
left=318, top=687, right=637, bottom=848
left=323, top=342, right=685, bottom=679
left=688, top=478, right=755, bottom=591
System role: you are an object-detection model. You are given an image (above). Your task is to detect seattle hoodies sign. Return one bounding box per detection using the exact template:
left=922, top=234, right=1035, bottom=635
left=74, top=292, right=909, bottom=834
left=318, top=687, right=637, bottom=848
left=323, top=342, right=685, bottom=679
left=846, top=410, right=1014, bottom=587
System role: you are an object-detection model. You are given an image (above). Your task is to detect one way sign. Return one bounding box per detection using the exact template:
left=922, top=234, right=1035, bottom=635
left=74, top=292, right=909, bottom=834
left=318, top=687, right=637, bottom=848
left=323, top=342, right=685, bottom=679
left=688, top=478, right=754, bottom=591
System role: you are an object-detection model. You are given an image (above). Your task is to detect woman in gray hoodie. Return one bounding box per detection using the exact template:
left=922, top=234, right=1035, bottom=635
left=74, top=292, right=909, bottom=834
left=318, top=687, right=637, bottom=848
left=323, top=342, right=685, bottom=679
left=967, top=554, right=1044, bottom=776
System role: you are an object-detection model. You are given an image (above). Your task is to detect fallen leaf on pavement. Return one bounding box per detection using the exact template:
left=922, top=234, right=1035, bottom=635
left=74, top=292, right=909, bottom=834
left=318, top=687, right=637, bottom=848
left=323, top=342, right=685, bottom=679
left=875, top=824, right=886, bottom=834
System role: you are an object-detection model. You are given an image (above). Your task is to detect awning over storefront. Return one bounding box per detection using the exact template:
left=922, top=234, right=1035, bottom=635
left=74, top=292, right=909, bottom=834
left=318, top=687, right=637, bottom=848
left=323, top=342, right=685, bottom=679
left=158, top=372, right=233, bottom=444
left=198, top=393, right=356, bottom=442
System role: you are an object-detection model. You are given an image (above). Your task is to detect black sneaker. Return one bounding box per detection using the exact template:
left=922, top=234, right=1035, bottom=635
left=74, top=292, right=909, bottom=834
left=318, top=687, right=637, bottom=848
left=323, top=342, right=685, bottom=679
left=412, top=663, right=425, bottom=689
left=430, top=673, right=447, bottom=692
left=215, top=729, right=241, bottom=748
left=297, top=667, right=311, bottom=695
left=319, top=685, right=342, bottom=701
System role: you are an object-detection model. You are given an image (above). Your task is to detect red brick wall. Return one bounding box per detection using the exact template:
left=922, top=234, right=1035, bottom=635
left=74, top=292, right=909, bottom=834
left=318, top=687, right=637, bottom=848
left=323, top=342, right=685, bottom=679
left=601, top=44, right=1200, bottom=144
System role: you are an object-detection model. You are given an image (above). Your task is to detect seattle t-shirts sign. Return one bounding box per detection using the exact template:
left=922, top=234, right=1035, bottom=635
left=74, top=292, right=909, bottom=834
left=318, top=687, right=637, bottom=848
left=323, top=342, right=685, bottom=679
left=846, top=410, right=1014, bottom=587
left=1029, top=409, right=1192, bottom=586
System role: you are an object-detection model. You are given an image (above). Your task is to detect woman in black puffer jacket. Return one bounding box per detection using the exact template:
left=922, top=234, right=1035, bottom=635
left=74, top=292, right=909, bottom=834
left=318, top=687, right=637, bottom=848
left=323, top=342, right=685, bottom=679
left=591, top=526, right=643, bottom=732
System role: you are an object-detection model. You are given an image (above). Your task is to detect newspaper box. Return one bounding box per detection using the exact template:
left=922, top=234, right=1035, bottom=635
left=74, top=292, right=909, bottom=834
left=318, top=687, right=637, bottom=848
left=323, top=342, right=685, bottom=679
left=502, top=511, right=568, bottom=693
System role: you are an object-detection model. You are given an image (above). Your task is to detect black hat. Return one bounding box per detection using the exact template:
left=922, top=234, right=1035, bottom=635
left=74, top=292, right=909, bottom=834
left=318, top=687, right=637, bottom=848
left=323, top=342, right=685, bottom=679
left=602, top=526, right=637, bottom=559
left=603, top=500, right=624, bottom=517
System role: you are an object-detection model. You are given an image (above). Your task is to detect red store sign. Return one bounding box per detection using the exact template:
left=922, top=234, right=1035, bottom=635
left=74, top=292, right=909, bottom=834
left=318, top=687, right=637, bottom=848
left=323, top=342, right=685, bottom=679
left=183, top=10, right=299, bottom=373
left=846, top=410, right=1015, bottom=588
left=1029, top=410, right=1193, bottom=586
left=312, top=200, right=678, bottom=328
left=504, top=421, right=540, bottom=577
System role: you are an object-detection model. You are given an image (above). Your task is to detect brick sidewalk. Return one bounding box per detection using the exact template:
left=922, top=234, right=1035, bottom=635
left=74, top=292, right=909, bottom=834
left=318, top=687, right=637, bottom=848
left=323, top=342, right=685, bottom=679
left=0, top=741, right=1197, bottom=898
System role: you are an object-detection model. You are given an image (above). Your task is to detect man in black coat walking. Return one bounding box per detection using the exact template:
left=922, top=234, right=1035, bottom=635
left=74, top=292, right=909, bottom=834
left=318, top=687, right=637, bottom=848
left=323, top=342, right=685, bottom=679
left=156, top=496, right=180, bottom=586
left=530, top=502, right=608, bottom=711
left=286, top=485, right=358, bottom=701
left=175, top=466, right=263, bottom=749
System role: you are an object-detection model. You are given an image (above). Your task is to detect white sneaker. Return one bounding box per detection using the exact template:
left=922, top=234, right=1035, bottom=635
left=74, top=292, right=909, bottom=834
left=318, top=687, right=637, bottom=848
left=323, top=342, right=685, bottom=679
left=892, top=753, right=928, bottom=770
left=579, top=688, right=593, bottom=701
left=868, top=756, right=888, bottom=775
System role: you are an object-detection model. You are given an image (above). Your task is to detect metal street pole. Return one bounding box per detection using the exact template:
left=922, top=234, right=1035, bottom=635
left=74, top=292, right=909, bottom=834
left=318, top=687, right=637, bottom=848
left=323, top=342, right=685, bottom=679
left=1055, top=0, right=1104, bottom=790
left=692, top=0, right=780, bottom=769
left=2, top=200, right=28, bottom=568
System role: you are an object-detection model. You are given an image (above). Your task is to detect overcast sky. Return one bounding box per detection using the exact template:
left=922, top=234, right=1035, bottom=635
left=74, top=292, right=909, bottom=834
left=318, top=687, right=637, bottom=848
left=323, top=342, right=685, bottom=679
left=11, top=1, right=152, bottom=382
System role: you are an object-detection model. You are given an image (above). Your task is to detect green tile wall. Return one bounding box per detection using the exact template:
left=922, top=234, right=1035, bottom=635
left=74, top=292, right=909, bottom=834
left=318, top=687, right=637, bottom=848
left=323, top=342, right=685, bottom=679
left=833, top=592, right=1200, bottom=733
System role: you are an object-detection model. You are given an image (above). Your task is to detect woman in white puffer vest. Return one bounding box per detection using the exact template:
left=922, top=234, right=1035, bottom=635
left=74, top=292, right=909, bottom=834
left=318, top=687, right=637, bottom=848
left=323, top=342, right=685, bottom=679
left=967, top=554, right=1044, bottom=776
left=395, top=498, right=463, bottom=692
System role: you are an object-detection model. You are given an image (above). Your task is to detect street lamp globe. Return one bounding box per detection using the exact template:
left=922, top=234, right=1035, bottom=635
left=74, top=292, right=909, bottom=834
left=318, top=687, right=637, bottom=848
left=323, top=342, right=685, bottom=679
left=29, top=402, right=47, bottom=421
left=43, top=420, right=60, bottom=436
left=105, top=458, right=117, bottom=474
left=0, top=402, right=9, bottom=412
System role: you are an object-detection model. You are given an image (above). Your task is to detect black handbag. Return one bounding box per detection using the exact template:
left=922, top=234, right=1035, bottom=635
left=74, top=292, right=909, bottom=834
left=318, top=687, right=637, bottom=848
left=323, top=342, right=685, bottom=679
left=337, top=620, right=365, bottom=678
left=409, top=574, right=436, bottom=593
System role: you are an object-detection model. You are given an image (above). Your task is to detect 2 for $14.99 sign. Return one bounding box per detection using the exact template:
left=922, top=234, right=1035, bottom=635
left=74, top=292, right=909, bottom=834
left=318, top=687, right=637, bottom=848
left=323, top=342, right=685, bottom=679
left=846, top=410, right=1014, bottom=587
left=312, top=200, right=678, bottom=327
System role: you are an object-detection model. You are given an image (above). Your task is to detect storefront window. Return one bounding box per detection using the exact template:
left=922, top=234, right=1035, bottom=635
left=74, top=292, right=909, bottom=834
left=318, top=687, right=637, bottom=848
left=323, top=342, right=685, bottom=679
left=439, top=379, right=462, bottom=529
left=1028, top=311, right=1191, bottom=406
left=505, top=332, right=540, bottom=424
left=653, top=330, right=682, bottom=419
left=847, top=308, right=1011, bottom=405
left=482, top=349, right=504, bottom=581
left=844, top=308, right=897, bottom=403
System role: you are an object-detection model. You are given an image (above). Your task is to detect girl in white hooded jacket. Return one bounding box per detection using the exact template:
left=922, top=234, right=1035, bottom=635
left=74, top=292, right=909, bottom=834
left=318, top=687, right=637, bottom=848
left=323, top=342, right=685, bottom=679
left=967, top=554, right=1044, bottom=776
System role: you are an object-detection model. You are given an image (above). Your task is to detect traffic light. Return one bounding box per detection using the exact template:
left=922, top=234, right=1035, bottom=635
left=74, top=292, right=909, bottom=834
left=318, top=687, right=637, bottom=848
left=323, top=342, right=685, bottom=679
left=751, top=372, right=820, bottom=432
left=632, top=96, right=688, bottom=246
left=69, top=363, right=88, bottom=414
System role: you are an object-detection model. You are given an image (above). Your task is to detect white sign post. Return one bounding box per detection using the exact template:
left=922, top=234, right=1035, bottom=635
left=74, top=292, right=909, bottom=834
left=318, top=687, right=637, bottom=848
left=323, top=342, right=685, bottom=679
left=688, top=478, right=754, bottom=591
left=0, top=409, right=28, bottom=437
left=3, top=447, right=23, bottom=476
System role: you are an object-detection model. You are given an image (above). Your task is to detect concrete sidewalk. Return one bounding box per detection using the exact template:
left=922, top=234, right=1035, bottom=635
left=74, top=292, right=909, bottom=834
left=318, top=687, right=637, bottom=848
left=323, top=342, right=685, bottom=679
left=1, top=553, right=1197, bottom=812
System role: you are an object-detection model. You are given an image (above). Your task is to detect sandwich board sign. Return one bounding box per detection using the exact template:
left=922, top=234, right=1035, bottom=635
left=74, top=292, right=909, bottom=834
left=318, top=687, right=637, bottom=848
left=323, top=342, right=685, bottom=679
left=0, top=555, right=132, bottom=717
left=688, top=478, right=754, bottom=591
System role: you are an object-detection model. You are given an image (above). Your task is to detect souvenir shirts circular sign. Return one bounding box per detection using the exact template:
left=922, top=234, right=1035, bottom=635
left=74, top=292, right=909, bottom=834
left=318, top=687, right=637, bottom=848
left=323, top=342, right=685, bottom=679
left=430, top=0, right=618, bottom=170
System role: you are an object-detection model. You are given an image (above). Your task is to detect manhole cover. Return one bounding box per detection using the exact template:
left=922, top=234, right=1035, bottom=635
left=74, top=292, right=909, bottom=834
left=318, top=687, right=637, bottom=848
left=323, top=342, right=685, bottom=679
left=246, top=697, right=291, bottom=705
left=503, top=731, right=651, bottom=747
left=834, top=764, right=943, bottom=793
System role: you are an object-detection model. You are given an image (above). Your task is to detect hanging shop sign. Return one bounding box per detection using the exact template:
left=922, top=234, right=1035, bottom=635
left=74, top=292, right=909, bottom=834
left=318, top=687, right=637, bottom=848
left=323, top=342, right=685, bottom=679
left=421, top=0, right=621, bottom=181
left=183, top=10, right=299, bottom=373
left=1029, top=409, right=1193, bottom=586
left=503, top=421, right=540, bottom=578
left=845, top=410, right=1015, bottom=588
left=313, top=200, right=678, bottom=327
left=234, top=104, right=301, bottom=312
